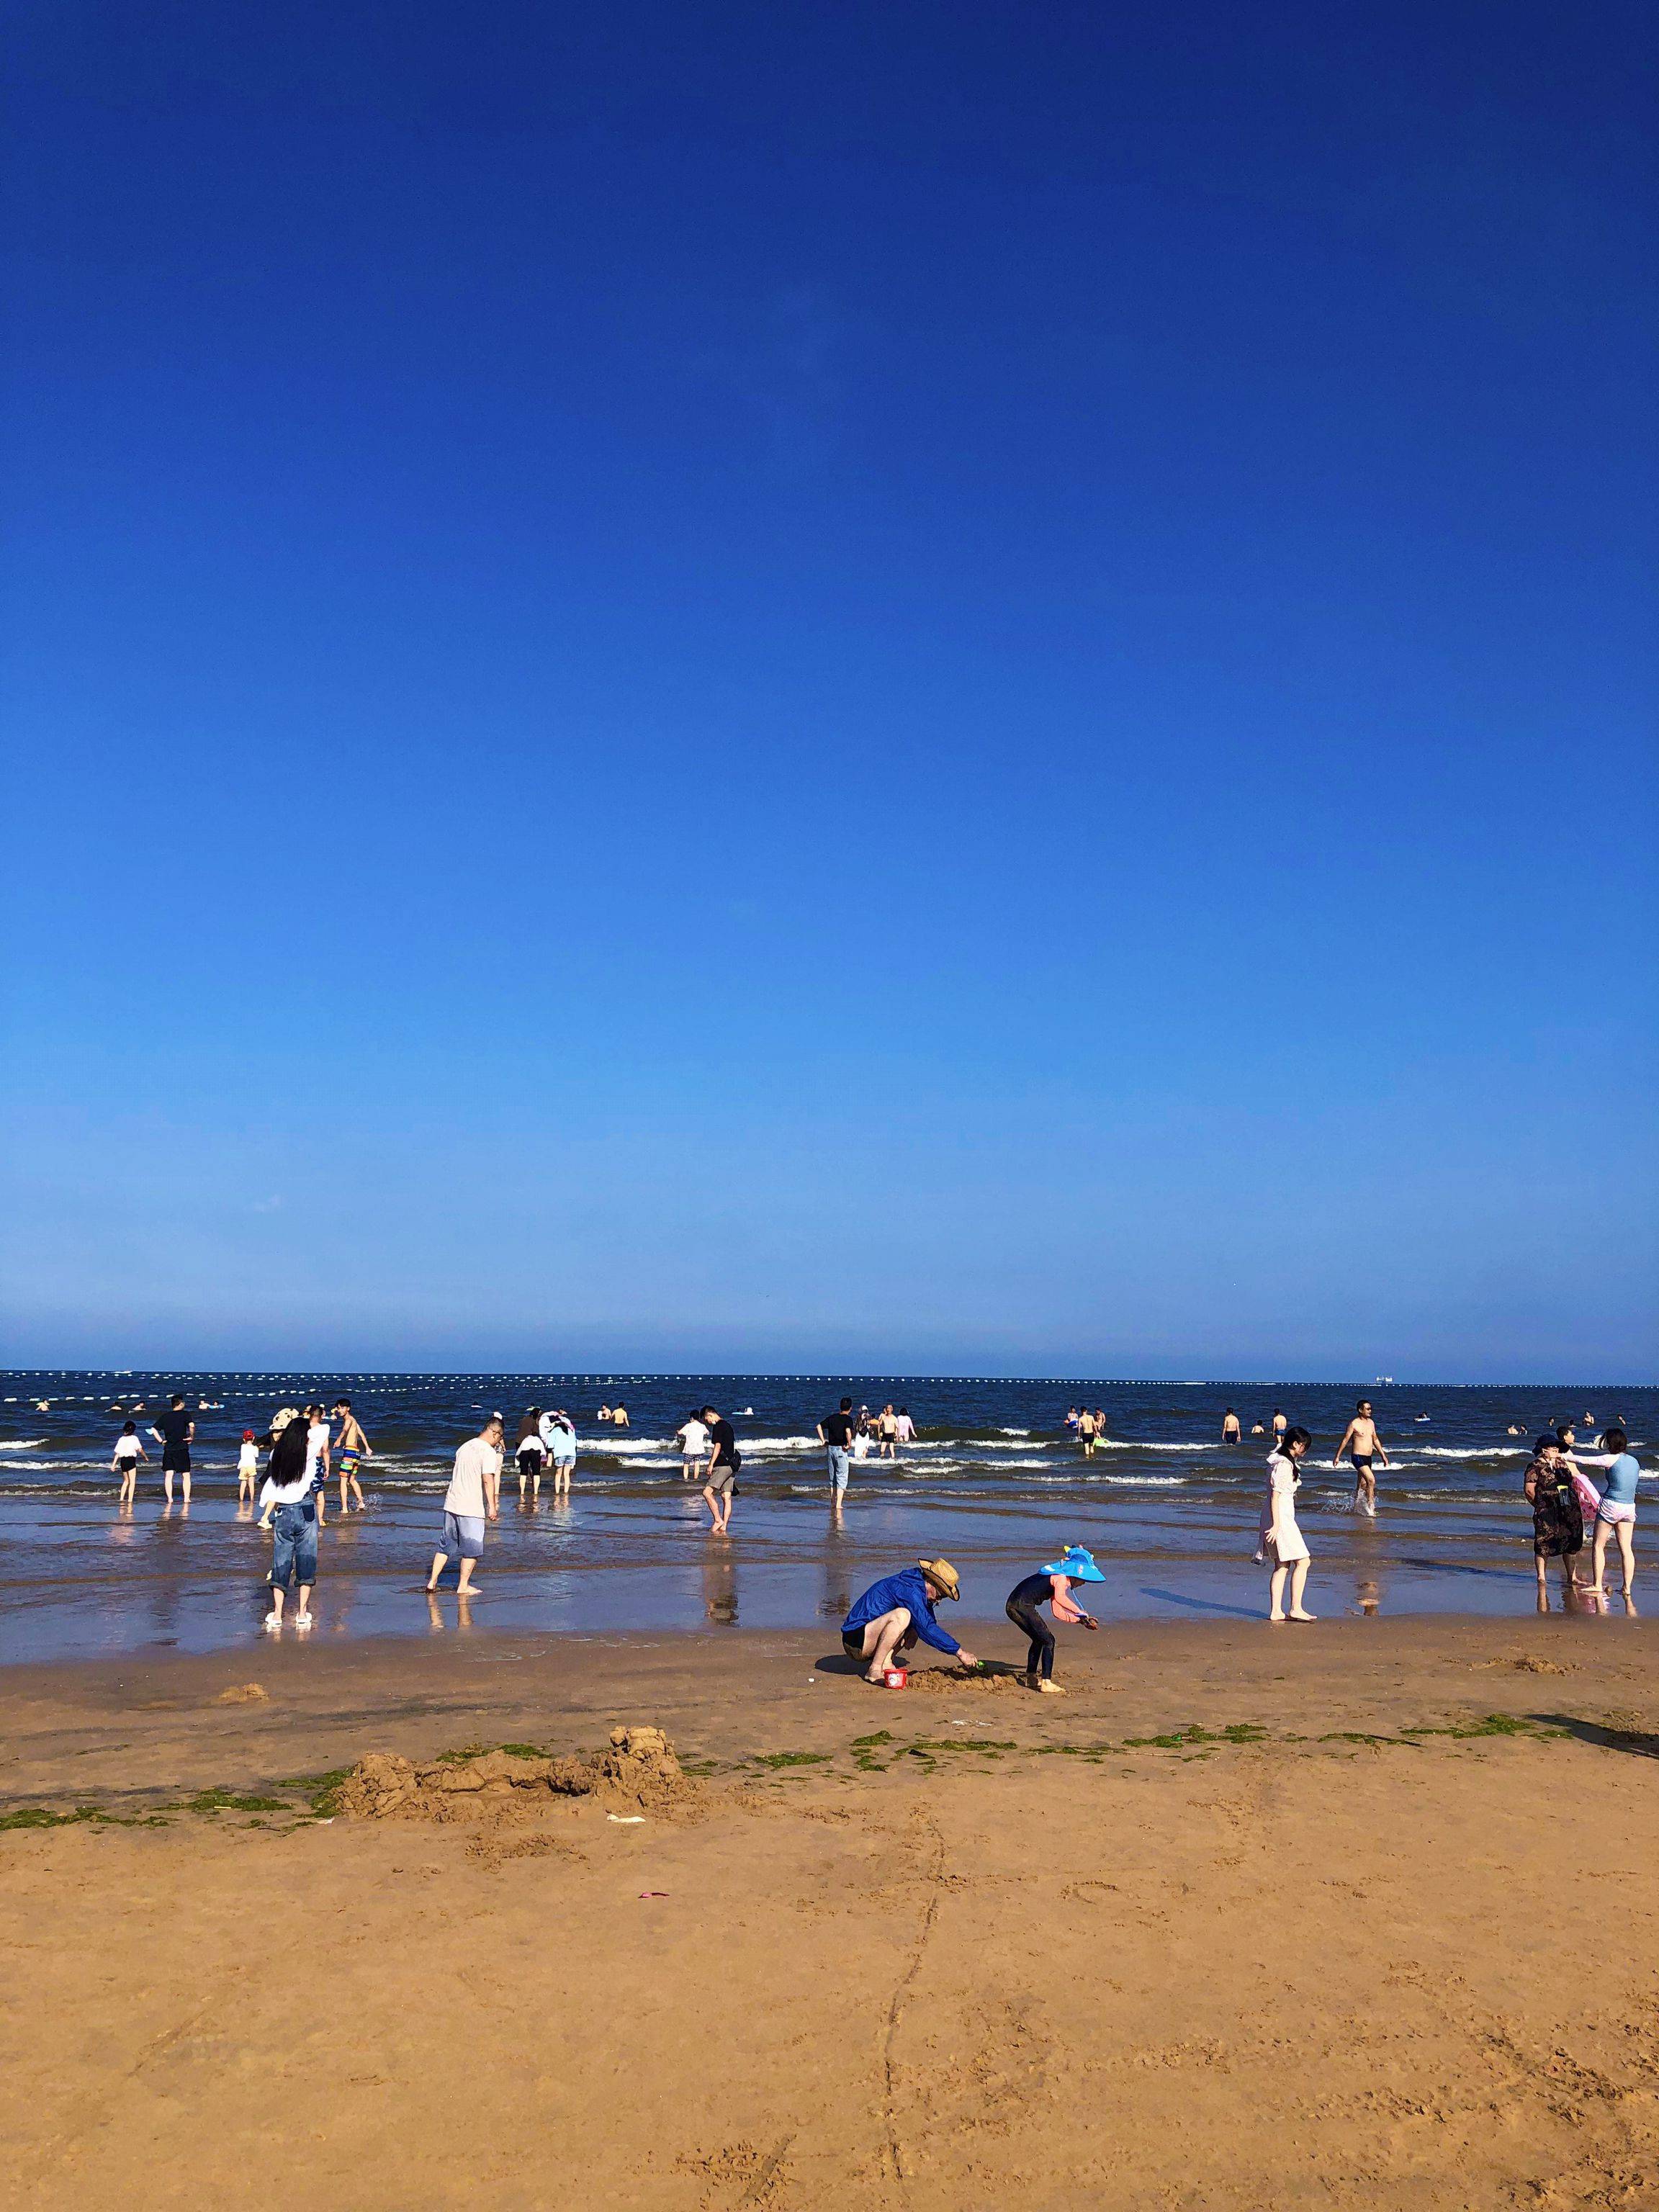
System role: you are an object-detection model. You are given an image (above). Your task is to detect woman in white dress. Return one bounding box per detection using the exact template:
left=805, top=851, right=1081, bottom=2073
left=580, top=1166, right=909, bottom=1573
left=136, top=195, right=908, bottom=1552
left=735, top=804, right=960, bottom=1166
left=1259, top=1424, right=1316, bottom=1622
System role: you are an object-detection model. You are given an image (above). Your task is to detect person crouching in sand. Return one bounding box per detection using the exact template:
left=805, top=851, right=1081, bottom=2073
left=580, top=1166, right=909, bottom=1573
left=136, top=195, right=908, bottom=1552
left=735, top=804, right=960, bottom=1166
left=841, top=1559, right=980, bottom=1683
left=1004, top=1546, right=1103, bottom=1693
left=1524, top=1434, right=1585, bottom=1610
left=1257, top=1425, right=1316, bottom=1622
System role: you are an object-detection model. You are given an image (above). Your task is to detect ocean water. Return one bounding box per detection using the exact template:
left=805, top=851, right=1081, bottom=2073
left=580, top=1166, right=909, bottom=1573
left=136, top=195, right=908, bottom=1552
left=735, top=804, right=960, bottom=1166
left=0, top=1370, right=1650, bottom=1663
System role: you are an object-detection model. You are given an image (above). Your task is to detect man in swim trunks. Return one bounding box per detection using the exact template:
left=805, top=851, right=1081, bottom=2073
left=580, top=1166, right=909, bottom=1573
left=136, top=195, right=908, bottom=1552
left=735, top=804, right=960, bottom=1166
left=877, top=1404, right=899, bottom=1458
left=842, top=1559, right=979, bottom=1682
left=332, top=1398, right=373, bottom=1513
left=1077, top=1408, right=1098, bottom=1456
left=1223, top=1408, right=1241, bottom=1443
left=1335, top=1400, right=1389, bottom=1517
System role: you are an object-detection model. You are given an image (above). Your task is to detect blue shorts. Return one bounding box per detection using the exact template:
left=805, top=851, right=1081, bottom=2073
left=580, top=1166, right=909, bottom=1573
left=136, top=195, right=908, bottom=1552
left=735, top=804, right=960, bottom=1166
left=269, top=1502, right=318, bottom=1589
left=441, top=1511, right=485, bottom=1560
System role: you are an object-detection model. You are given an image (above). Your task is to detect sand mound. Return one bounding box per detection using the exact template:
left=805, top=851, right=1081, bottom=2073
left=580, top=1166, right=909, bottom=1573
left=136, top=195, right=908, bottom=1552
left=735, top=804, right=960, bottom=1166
left=215, top=1683, right=269, bottom=1704
left=903, top=1667, right=1027, bottom=1696
left=336, top=1726, right=695, bottom=1825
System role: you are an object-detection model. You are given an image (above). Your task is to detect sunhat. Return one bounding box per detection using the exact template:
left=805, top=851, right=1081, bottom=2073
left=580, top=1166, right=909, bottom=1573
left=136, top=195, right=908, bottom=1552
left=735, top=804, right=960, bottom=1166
left=1043, top=1545, right=1106, bottom=1583
left=269, top=1407, right=300, bottom=1437
left=919, top=1557, right=961, bottom=1601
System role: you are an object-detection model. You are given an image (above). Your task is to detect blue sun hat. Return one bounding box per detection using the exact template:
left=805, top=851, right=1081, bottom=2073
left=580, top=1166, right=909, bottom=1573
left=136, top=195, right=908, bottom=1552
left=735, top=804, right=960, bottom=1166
left=1043, top=1544, right=1105, bottom=1583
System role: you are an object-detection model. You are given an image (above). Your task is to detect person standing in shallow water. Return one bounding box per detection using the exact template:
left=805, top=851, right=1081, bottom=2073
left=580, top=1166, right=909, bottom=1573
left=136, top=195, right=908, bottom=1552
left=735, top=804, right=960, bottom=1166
left=1335, top=1400, right=1390, bottom=1518
left=1524, top=1434, right=1584, bottom=1610
left=1004, top=1545, right=1103, bottom=1694
left=428, top=1415, right=503, bottom=1596
left=1258, top=1425, right=1315, bottom=1622
left=1222, top=1408, right=1241, bottom=1444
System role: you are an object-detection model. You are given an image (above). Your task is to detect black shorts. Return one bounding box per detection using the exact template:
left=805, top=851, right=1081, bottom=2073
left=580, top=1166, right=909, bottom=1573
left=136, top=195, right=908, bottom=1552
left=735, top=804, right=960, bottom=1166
left=842, top=1632, right=866, bottom=1660
left=1352, top=1454, right=1374, bottom=1473
left=517, top=1449, right=542, bottom=1476
left=162, top=1450, right=191, bottom=1474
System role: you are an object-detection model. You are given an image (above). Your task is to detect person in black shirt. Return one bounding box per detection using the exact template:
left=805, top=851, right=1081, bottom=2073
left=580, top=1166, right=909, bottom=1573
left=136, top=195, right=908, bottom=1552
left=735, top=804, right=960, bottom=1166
left=1004, top=1546, right=1104, bottom=1693
left=817, top=1397, right=856, bottom=1511
left=150, top=1393, right=195, bottom=1505
left=700, top=1404, right=739, bottom=1534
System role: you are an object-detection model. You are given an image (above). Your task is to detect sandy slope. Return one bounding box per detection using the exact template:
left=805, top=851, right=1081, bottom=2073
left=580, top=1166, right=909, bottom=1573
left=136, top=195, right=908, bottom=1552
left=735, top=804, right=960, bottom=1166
left=1, top=1618, right=1656, bottom=2208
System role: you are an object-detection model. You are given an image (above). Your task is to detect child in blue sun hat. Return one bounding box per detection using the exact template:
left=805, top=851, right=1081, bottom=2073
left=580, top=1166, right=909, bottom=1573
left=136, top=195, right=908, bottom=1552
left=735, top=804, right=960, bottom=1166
left=1004, top=1545, right=1105, bottom=1693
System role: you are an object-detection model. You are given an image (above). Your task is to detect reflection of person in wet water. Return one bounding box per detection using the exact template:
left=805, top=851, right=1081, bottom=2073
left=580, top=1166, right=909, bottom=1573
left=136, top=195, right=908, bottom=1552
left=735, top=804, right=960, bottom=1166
left=841, top=1560, right=979, bottom=1683
left=1004, top=1547, right=1102, bottom=1694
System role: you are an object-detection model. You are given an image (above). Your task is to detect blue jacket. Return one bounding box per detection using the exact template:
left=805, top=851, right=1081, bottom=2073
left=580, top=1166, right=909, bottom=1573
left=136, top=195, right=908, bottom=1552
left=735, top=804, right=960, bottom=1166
left=843, top=1568, right=961, bottom=1656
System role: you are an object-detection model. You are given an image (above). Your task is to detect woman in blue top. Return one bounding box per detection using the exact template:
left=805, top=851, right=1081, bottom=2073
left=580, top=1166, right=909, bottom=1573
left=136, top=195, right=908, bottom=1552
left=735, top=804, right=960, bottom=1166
left=1004, top=1546, right=1104, bottom=1694
left=1573, top=1426, right=1645, bottom=1606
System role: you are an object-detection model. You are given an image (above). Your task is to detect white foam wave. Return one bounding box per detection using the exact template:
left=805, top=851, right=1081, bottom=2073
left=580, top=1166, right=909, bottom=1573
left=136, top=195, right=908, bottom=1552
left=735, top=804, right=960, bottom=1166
left=1416, top=1446, right=1528, bottom=1460
left=0, top=1438, right=47, bottom=1450
left=1097, top=1439, right=1215, bottom=1455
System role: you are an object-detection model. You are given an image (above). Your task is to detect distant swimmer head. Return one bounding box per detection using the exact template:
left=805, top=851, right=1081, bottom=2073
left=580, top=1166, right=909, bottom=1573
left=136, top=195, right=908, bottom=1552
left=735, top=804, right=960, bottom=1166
left=919, top=1557, right=961, bottom=1601
left=1044, top=1545, right=1106, bottom=1583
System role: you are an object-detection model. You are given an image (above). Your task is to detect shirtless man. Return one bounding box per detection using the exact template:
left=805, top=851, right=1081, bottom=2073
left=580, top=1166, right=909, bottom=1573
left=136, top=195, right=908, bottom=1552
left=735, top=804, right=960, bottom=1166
left=1222, top=1408, right=1241, bottom=1443
left=332, top=1398, right=373, bottom=1513
left=877, top=1404, right=899, bottom=1459
left=1335, top=1400, right=1389, bottom=1516
left=1272, top=1409, right=1287, bottom=1442
left=1077, top=1408, right=1098, bottom=1456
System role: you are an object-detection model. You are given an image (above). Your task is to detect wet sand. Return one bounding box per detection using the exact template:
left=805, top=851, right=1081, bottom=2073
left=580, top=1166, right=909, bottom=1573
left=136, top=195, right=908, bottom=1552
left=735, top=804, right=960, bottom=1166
left=4, top=1616, right=1658, bottom=2208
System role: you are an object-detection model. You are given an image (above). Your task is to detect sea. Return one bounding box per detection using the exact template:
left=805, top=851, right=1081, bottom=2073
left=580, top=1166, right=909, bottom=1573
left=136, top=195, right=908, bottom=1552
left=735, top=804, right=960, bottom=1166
left=0, top=1370, right=1650, bottom=1663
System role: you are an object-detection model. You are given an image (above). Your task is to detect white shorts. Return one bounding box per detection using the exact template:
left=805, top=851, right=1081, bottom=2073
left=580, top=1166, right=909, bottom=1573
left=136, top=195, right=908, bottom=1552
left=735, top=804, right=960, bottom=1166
left=1598, top=1501, right=1637, bottom=1527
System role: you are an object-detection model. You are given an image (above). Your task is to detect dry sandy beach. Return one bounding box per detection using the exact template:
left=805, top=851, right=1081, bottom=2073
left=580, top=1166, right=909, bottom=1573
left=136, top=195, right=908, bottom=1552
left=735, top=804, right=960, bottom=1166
left=2, top=1617, right=1657, bottom=2209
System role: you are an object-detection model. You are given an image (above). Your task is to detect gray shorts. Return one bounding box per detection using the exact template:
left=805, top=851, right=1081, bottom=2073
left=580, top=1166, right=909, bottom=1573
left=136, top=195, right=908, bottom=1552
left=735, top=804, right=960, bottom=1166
left=441, top=1511, right=485, bottom=1560
left=707, top=1467, right=737, bottom=1496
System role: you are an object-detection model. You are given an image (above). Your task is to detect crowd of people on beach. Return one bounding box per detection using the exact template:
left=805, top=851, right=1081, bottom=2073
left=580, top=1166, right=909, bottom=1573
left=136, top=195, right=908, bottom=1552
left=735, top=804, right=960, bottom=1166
left=102, top=1390, right=1648, bottom=1642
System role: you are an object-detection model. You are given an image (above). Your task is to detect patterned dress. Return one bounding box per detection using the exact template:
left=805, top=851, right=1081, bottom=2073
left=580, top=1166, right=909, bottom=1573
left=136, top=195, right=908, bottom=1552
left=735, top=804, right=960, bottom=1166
left=1529, top=1459, right=1583, bottom=1559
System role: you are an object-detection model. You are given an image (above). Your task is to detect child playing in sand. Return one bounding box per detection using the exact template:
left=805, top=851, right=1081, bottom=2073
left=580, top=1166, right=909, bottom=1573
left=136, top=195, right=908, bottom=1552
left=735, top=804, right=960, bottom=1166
left=237, top=1429, right=260, bottom=1504
left=1257, top=1426, right=1315, bottom=1622
left=112, top=1420, right=146, bottom=1503
left=1004, top=1546, right=1103, bottom=1692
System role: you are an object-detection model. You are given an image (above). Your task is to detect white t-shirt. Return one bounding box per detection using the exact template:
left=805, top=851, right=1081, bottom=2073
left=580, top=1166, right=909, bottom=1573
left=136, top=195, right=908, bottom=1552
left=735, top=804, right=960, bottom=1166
left=445, top=1436, right=503, bottom=1516
left=238, top=1442, right=260, bottom=1475
left=305, top=1421, right=330, bottom=1475
left=114, top=1434, right=142, bottom=1461
left=851, top=1431, right=871, bottom=1460
left=516, top=1431, right=547, bottom=1458
left=678, top=1420, right=709, bottom=1457
left=894, top=1416, right=915, bottom=1443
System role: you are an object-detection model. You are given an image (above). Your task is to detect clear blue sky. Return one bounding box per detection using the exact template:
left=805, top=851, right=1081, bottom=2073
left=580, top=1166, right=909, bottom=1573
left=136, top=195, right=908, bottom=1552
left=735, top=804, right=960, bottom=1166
left=3, top=1, right=1655, bottom=1380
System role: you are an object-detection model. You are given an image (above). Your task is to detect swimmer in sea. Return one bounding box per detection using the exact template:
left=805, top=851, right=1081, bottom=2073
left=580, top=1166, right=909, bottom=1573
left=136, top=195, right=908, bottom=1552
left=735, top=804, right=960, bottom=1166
left=1272, top=1408, right=1287, bottom=1440
left=1335, top=1399, right=1390, bottom=1517
left=1222, top=1408, right=1241, bottom=1444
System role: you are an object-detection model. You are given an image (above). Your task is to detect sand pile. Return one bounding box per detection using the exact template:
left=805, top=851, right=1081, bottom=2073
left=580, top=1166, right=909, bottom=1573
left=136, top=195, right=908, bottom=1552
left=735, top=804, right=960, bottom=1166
left=336, top=1726, right=693, bottom=1825
left=903, top=1667, right=1026, bottom=1696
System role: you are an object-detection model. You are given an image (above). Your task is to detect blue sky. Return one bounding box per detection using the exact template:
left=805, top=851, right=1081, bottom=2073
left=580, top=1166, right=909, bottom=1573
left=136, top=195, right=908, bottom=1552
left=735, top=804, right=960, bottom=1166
left=3, top=1, right=1655, bottom=1379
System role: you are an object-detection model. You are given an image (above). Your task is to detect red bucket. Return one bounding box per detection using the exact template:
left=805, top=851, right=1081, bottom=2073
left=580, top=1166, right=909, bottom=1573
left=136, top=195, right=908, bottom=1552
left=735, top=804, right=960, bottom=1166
left=882, top=1667, right=909, bottom=1689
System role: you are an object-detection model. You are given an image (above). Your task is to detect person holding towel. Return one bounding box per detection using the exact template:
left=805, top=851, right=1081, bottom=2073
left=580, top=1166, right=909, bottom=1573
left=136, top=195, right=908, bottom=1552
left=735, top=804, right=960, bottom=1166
left=1004, top=1545, right=1104, bottom=1693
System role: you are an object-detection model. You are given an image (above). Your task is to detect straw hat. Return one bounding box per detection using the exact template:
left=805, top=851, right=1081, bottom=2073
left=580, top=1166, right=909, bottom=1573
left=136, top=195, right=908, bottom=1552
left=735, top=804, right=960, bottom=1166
left=269, top=1407, right=301, bottom=1437
left=919, top=1557, right=961, bottom=1601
